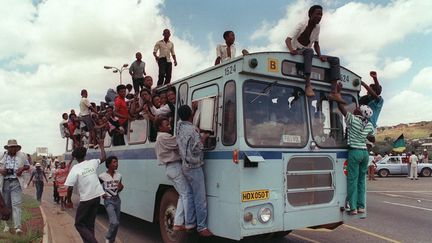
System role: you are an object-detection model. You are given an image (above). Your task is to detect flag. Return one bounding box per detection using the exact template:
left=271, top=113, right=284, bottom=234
left=392, top=134, right=406, bottom=153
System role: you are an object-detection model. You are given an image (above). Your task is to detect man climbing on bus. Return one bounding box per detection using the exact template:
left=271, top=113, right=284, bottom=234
left=285, top=5, right=345, bottom=103
left=359, top=71, right=384, bottom=129
left=337, top=102, right=375, bottom=215
left=176, top=105, right=213, bottom=237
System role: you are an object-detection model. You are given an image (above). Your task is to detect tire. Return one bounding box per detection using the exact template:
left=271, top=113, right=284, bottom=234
left=378, top=169, right=389, bottom=177
left=158, top=189, right=190, bottom=243
left=420, top=168, right=432, bottom=177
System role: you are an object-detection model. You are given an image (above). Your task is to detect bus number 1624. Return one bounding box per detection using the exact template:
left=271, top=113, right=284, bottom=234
left=224, top=64, right=236, bottom=76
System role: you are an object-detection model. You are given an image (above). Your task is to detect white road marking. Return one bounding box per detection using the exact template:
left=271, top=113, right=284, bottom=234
left=380, top=193, right=432, bottom=202
left=343, top=224, right=401, bottom=243
left=383, top=201, right=432, bottom=212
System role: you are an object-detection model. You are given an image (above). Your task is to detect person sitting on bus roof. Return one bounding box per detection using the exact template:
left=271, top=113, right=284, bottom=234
left=337, top=102, right=375, bottom=215
left=285, top=5, right=345, bottom=104
left=155, top=117, right=195, bottom=232
left=359, top=71, right=383, bottom=129
left=176, top=105, right=213, bottom=237
left=79, top=89, right=98, bottom=148
left=215, top=31, right=236, bottom=65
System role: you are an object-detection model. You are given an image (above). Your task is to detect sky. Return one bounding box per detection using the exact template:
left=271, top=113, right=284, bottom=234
left=1, top=0, right=432, bottom=155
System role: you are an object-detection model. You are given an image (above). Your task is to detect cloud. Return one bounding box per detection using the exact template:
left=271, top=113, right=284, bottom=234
left=379, top=90, right=432, bottom=126
left=0, top=0, right=213, bottom=155
left=409, top=67, right=432, bottom=93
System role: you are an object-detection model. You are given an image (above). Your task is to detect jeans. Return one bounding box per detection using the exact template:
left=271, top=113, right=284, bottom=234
left=132, top=77, right=144, bottom=95
left=75, top=197, right=100, bottom=243
left=35, top=181, right=44, bottom=202
left=157, top=57, right=172, bottom=86
left=104, top=196, right=121, bottom=243
left=298, top=48, right=340, bottom=82
left=347, top=149, right=369, bottom=210
left=166, top=162, right=195, bottom=228
left=2, top=179, right=22, bottom=229
left=182, top=166, right=208, bottom=231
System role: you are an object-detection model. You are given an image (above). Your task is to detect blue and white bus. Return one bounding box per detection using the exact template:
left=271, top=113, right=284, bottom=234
left=65, top=51, right=361, bottom=242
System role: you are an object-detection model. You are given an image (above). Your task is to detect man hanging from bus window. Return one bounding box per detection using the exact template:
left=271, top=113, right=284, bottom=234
left=113, top=84, right=129, bottom=146
left=143, top=76, right=153, bottom=91
left=64, top=139, right=106, bottom=243
left=176, top=105, right=213, bottom=237
left=153, top=29, right=177, bottom=87
left=337, top=103, right=375, bottom=215
left=359, top=71, right=384, bottom=129
left=80, top=89, right=98, bottom=148
left=129, top=52, right=146, bottom=95
left=285, top=5, right=345, bottom=103
left=155, top=117, right=194, bottom=232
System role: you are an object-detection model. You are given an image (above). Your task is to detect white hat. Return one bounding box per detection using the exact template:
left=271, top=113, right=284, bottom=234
left=424, top=149, right=427, bottom=151
left=359, top=105, right=373, bottom=119
left=35, top=163, right=41, bottom=167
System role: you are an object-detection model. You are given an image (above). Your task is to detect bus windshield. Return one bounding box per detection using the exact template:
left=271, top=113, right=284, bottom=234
left=243, top=80, right=308, bottom=147
left=309, top=91, right=357, bottom=147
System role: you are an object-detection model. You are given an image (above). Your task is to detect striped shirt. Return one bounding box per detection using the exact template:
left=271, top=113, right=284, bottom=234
left=346, top=112, right=375, bottom=149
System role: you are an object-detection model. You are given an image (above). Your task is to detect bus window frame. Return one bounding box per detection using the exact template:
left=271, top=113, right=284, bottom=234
left=191, top=84, right=219, bottom=151
left=281, top=60, right=327, bottom=82
left=242, top=79, right=309, bottom=148
left=127, top=118, right=149, bottom=145
left=310, top=92, right=357, bottom=149
left=222, top=80, right=237, bottom=146
left=177, top=82, right=189, bottom=129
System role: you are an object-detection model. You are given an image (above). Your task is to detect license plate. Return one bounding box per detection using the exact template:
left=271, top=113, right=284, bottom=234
left=242, top=189, right=270, bottom=202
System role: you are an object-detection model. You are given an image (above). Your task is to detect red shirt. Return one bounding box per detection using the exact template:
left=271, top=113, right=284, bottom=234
left=115, top=96, right=128, bottom=125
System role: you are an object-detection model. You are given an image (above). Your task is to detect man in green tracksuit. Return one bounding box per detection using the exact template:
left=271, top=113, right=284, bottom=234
left=338, top=103, right=375, bottom=215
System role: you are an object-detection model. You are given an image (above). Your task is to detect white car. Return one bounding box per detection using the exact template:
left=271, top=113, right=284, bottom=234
left=375, top=155, right=432, bottom=177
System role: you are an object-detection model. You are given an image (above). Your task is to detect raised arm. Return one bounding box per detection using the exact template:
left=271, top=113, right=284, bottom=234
left=361, top=81, right=379, bottom=100
left=338, top=102, right=347, bottom=117
left=98, top=139, right=106, bottom=163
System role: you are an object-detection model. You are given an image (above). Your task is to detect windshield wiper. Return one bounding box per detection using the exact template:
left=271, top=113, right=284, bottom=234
left=250, top=81, right=278, bottom=104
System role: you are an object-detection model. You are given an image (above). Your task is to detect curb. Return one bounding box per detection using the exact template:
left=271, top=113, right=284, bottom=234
left=39, top=206, right=50, bottom=243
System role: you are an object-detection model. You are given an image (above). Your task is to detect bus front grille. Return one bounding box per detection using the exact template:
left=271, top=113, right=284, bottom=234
left=285, top=157, right=334, bottom=207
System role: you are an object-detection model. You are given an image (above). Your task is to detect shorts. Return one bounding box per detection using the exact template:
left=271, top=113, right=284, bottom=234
left=81, top=115, right=94, bottom=130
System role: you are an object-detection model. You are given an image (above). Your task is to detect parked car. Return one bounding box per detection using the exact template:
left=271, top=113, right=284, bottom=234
left=375, top=155, right=432, bottom=177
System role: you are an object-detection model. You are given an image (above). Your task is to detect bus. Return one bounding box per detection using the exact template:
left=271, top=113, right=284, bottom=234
left=65, top=51, right=361, bottom=242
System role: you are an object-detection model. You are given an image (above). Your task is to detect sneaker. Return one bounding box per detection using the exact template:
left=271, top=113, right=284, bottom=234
left=15, top=228, right=23, bottom=235
left=328, top=93, right=346, bottom=104
left=105, top=239, right=110, bottom=243
left=3, top=225, right=9, bottom=233
left=349, top=210, right=358, bottom=215
left=198, top=228, right=213, bottom=237
left=305, top=85, right=315, bottom=97
left=357, top=208, right=365, bottom=214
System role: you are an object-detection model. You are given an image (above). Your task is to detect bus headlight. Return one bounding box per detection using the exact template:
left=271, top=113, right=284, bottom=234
left=258, top=207, right=272, bottom=223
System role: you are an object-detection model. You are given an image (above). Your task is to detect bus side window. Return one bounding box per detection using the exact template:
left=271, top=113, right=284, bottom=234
left=128, top=119, right=148, bottom=144
left=192, top=97, right=218, bottom=150
left=222, top=81, right=236, bottom=146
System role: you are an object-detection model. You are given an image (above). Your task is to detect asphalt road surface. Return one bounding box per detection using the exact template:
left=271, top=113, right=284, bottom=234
left=35, top=175, right=432, bottom=243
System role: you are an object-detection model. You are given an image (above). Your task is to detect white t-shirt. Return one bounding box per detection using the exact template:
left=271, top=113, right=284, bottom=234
left=289, top=20, right=320, bottom=49
left=410, top=154, right=419, bottom=165
left=216, top=43, right=236, bottom=63
left=64, top=159, right=105, bottom=201
left=79, top=97, right=91, bottom=116
left=99, top=171, right=122, bottom=198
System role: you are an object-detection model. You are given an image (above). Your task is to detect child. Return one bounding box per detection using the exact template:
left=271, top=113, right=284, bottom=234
left=337, top=102, right=375, bottom=215
left=99, top=156, right=123, bottom=243
left=55, top=160, right=73, bottom=211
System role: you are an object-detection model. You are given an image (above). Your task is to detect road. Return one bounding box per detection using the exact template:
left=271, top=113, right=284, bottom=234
left=28, top=176, right=432, bottom=243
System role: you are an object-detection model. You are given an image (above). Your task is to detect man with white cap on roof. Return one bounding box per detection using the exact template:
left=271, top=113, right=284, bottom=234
left=0, top=139, right=30, bottom=234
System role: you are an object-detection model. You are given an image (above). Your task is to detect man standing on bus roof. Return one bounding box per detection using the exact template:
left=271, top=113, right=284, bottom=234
left=153, top=29, right=177, bottom=87
left=285, top=5, right=345, bottom=104
left=129, top=52, right=146, bottom=95
left=176, top=105, right=213, bottom=237
left=337, top=103, right=375, bottom=215
left=80, top=89, right=98, bottom=148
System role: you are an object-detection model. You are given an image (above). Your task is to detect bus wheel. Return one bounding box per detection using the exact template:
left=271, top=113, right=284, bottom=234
left=159, top=189, right=189, bottom=243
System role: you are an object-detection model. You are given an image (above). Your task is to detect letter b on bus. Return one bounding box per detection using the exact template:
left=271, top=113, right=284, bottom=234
left=268, top=58, right=279, bottom=72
